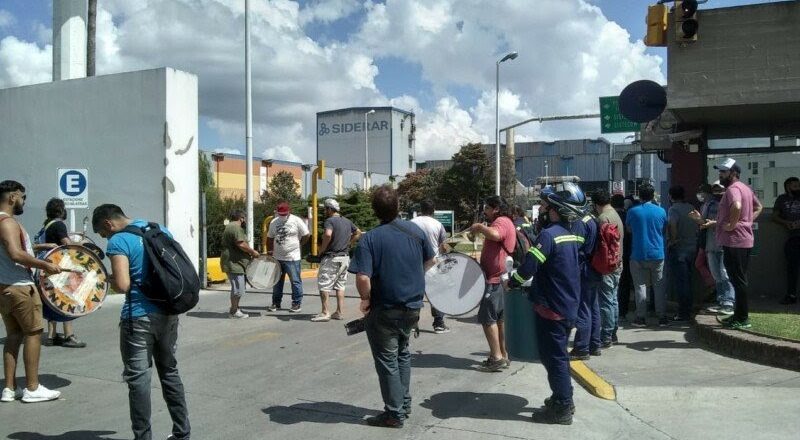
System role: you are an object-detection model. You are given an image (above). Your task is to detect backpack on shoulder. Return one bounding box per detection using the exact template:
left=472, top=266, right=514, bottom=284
left=504, top=224, right=536, bottom=269
left=590, top=221, right=621, bottom=275
left=123, top=223, right=200, bottom=314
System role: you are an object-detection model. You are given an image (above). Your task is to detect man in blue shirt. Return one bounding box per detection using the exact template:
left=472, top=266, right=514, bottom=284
left=508, top=183, right=584, bottom=425
left=93, top=204, right=190, bottom=440
left=348, top=185, right=436, bottom=428
left=625, top=184, right=668, bottom=327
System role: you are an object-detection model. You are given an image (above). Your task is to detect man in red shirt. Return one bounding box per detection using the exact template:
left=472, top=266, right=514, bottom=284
left=469, top=196, right=516, bottom=372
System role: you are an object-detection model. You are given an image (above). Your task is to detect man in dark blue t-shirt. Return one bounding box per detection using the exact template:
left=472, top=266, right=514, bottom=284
left=348, top=185, right=435, bottom=428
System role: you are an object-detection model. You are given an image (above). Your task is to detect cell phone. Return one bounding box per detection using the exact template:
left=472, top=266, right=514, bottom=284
left=344, top=317, right=366, bottom=336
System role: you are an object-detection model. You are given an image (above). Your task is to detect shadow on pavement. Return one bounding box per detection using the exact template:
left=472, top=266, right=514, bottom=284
left=7, top=431, right=124, bottom=440
left=617, top=339, right=693, bottom=352
left=411, top=352, right=478, bottom=370
left=262, top=401, right=380, bottom=425
left=272, top=314, right=316, bottom=322
left=14, top=374, right=71, bottom=390
left=420, top=392, right=533, bottom=421
left=185, top=311, right=232, bottom=319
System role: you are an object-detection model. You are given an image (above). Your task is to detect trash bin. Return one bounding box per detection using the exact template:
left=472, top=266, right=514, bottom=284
left=504, top=287, right=539, bottom=362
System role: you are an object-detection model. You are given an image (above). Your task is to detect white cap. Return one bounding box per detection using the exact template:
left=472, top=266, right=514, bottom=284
left=323, top=198, right=340, bottom=211
left=713, top=158, right=736, bottom=171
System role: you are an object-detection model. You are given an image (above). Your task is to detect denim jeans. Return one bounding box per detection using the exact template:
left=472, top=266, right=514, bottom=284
left=598, top=271, right=621, bottom=343
left=630, top=259, right=667, bottom=319
left=365, top=307, right=420, bottom=419
left=272, top=260, right=304, bottom=307
left=431, top=306, right=445, bottom=327
left=120, top=314, right=190, bottom=440
left=706, top=249, right=734, bottom=307
left=668, top=248, right=695, bottom=318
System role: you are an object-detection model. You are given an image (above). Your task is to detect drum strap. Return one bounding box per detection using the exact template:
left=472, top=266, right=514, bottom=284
left=388, top=221, right=425, bottom=248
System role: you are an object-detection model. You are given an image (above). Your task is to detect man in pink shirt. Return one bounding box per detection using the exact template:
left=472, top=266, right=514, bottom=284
left=469, top=196, right=516, bottom=372
left=714, top=158, right=763, bottom=329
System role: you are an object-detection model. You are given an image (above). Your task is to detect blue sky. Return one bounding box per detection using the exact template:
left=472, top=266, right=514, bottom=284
left=0, top=0, right=783, bottom=162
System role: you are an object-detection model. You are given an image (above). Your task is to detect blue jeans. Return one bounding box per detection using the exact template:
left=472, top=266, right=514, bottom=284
left=537, top=317, right=573, bottom=406
left=272, top=260, right=303, bottom=307
left=120, top=314, right=190, bottom=440
left=706, top=249, right=734, bottom=307
left=598, top=272, right=621, bottom=343
left=573, top=278, right=600, bottom=354
left=365, top=307, right=420, bottom=419
left=668, top=248, right=695, bottom=318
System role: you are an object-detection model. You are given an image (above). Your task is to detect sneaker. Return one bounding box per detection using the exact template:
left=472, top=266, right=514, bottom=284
left=289, top=304, right=302, bottom=313
left=706, top=304, right=722, bottom=313
left=780, top=295, right=798, bottom=305
left=365, top=412, right=404, bottom=428
left=266, top=304, right=279, bottom=312
left=1, top=387, right=22, bottom=402
left=478, top=357, right=505, bottom=372
left=601, top=340, right=612, bottom=349
left=631, top=317, right=647, bottom=327
left=569, top=350, right=590, bottom=361
left=611, top=332, right=619, bottom=344
left=590, top=348, right=602, bottom=357
left=61, top=335, right=86, bottom=348
left=433, top=324, right=451, bottom=334
left=658, top=317, right=669, bottom=327
left=330, top=312, right=343, bottom=320
left=21, top=384, right=60, bottom=403
left=531, top=405, right=573, bottom=425
left=52, top=334, right=65, bottom=347
left=724, top=319, right=752, bottom=330
left=671, top=315, right=689, bottom=323
left=311, top=313, right=331, bottom=322
left=230, top=309, right=249, bottom=319
left=717, top=305, right=734, bottom=316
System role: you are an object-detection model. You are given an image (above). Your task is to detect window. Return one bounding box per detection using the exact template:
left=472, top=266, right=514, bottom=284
left=707, top=137, right=770, bottom=150
left=752, top=162, right=759, bottom=175
left=707, top=152, right=800, bottom=209
left=769, top=161, right=776, bottom=168
left=773, top=182, right=779, bottom=198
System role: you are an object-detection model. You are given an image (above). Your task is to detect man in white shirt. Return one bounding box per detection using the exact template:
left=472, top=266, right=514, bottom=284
left=411, top=200, right=450, bottom=333
left=267, top=202, right=310, bottom=313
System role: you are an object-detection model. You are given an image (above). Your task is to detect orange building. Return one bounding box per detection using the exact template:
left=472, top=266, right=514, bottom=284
left=204, top=151, right=306, bottom=200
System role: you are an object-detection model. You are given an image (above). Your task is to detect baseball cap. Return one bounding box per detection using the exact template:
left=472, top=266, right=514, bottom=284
left=711, top=180, right=725, bottom=193
left=324, top=198, right=340, bottom=211
left=276, top=202, right=290, bottom=216
left=713, top=158, right=737, bottom=171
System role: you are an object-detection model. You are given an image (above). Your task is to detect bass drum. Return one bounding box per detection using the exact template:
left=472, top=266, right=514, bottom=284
left=37, top=244, right=110, bottom=320
left=246, top=255, right=282, bottom=289
left=68, top=233, right=105, bottom=259
left=424, top=252, right=486, bottom=316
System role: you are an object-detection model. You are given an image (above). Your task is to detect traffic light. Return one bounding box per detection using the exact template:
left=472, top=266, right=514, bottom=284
left=645, top=4, right=668, bottom=47
left=674, top=0, right=699, bottom=43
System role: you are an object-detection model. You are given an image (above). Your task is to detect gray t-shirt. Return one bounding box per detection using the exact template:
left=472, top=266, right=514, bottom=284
left=411, top=215, right=447, bottom=258
left=668, top=201, right=698, bottom=252
left=323, top=215, right=357, bottom=256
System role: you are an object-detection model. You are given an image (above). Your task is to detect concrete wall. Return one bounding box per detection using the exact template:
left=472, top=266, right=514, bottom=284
left=391, top=110, right=415, bottom=175
left=668, top=1, right=800, bottom=111
left=0, top=67, right=199, bottom=268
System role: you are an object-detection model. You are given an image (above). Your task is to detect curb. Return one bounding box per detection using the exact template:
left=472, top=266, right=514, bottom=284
left=569, top=360, right=616, bottom=400
left=694, top=314, right=800, bottom=372
left=301, top=269, right=318, bottom=279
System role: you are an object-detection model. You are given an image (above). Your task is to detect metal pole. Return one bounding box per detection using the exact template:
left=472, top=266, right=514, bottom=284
left=200, top=192, right=207, bottom=287
left=609, top=142, right=615, bottom=193
left=244, top=0, right=254, bottom=246
left=495, top=61, right=500, bottom=196
left=365, top=112, right=369, bottom=190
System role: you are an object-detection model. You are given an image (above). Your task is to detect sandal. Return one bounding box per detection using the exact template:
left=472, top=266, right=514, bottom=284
left=310, top=313, right=331, bottom=322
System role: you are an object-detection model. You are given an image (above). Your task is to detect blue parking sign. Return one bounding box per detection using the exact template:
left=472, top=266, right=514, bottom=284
left=57, top=168, right=89, bottom=208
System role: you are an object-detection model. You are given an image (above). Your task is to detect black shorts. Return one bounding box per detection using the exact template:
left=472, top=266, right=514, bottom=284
left=477, top=283, right=504, bottom=325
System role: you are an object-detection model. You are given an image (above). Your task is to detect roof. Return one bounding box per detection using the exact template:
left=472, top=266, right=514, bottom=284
left=316, top=106, right=415, bottom=117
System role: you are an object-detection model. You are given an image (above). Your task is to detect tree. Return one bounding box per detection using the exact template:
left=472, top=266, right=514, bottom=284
left=338, top=188, right=379, bottom=231
left=438, top=143, right=494, bottom=229
left=397, top=168, right=445, bottom=214
left=261, top=170, right=306, bottom=217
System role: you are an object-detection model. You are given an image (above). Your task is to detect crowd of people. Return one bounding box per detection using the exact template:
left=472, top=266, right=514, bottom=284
left=0, top=154, right=797, bottom=436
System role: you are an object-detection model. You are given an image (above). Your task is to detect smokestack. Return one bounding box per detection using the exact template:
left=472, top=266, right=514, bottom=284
left=87, top=0, right=96, bottom=76
left=53, top=0, right=88, bottom=81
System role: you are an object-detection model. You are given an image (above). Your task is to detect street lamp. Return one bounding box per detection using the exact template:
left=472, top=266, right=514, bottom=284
left=495, top=51, right=518, bottom=196
left=211, top=153, right=225, bottom=190
left=301, top=164, right=312, bottom=198
left=364, top=109, right=375, bottom=190
left=544, top=160, right=549, bottom=187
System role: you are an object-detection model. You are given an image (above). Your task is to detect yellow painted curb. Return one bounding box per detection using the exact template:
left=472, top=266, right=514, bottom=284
left=569, top=360, right=616, bottom=400
left=301, top=269, right=318, bottom=279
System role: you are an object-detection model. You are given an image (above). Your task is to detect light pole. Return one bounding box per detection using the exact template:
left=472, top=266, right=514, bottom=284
left=244, top=0, right=254, bottom=246
left=301, top=164, right=312, bottom=199
left=495, top=51, right=518, bottom=196
left=544, top=160, right=549, bottom=186
left=364, top=109, right=375, bottom=190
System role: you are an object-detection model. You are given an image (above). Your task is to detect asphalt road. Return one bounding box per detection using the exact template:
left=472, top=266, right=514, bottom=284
left=1, top=278, right=798, bottom=440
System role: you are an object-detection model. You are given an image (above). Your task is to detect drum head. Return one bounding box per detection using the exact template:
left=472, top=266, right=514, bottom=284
left=38, top=245, right=109, bottom=318
left=425, top=253, right=486, bottom=316
left=246, top=256, right=282, bottom=289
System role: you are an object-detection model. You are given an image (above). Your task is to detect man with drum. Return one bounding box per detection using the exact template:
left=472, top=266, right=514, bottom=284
left=348, top=185, right=436, bottom=428
left=507, top=183, right=585, bottom=425
left=0, top=180, right=63, bottom=403
left=221, top=209, right=260, bottom=319
left=311, top=198, right=361, bottom=322
left=267, top=201, right=310, bottom=313
left=469, top=196, right=516, bottom=372
left=92, top=204, right=190, bottom=440
left=410, top=199, right=451, bottom=333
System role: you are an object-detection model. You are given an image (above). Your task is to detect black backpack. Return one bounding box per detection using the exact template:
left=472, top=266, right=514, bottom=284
left=123, top=222, right=200, bottom=315
left=503, top=224, right=537, bottom=268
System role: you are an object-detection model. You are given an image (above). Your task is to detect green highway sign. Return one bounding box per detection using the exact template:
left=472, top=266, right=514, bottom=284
left=599, top=96, right=640, bottom=134
left=433, top=210, right=455, bottom=238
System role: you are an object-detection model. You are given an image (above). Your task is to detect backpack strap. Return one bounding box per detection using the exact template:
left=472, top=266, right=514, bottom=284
left=387, top=221, right=425, bottom=248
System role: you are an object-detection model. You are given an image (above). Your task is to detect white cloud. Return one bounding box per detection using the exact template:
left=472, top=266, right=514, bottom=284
left=212, top=147, right=240, bottom=155
left=0, top=37, right=51, bottom=88
left=0, top=10, right=14, bottom=29
left=262, top=145, right=302, bottom=163
left=299, top=0, right=361, bottom=24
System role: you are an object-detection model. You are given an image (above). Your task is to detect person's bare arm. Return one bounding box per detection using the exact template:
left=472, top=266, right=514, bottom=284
left=0, top=221, right=60, bottom=274
left=267, top=238, right=275, bottom=255
left=319, top=229, right=333, bottom=255
left=235, top=240, right=259, bottom=258
left=752, top=197, right=763, bottom=221
left=724, top=202, right=742, bottom=231
left=424, top=257, right=436, bottom=272
left=350, top=228, right=362, bottom=246
left=356, top=273, right=371, bottom=314
left=470, top=223, right=502, bottom=242
left=110, top=255, right=131, bottom=293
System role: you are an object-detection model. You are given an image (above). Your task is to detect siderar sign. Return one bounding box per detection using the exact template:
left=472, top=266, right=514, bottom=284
left=318, top=120, right=389, bottom=136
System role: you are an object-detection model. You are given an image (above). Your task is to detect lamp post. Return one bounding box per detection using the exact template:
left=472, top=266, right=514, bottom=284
left=301, top=164, right=312, bottom=198
left=244, top=0, right=254, bottom=246
left=364, top=109, right=375, bottom=190
left=261, top=159, right=273, bottom=198
left=495, top=51, right=518, bottom=196
left=544, top=160, right=549, bottom=186
left=211, top=153, right=225, bottom=190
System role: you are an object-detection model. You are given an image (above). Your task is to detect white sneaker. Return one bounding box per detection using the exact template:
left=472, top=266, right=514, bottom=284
left=310, top=313, right=330, bottom=322
left=230, top=309, right=249, bottom=319
left=1, top=387, right=22, bottom=402
left=21, top=384, right=60, bottom=403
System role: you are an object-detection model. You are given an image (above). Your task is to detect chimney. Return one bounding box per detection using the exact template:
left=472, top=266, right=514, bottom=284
left=53, top=0, right=88, bottom=81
